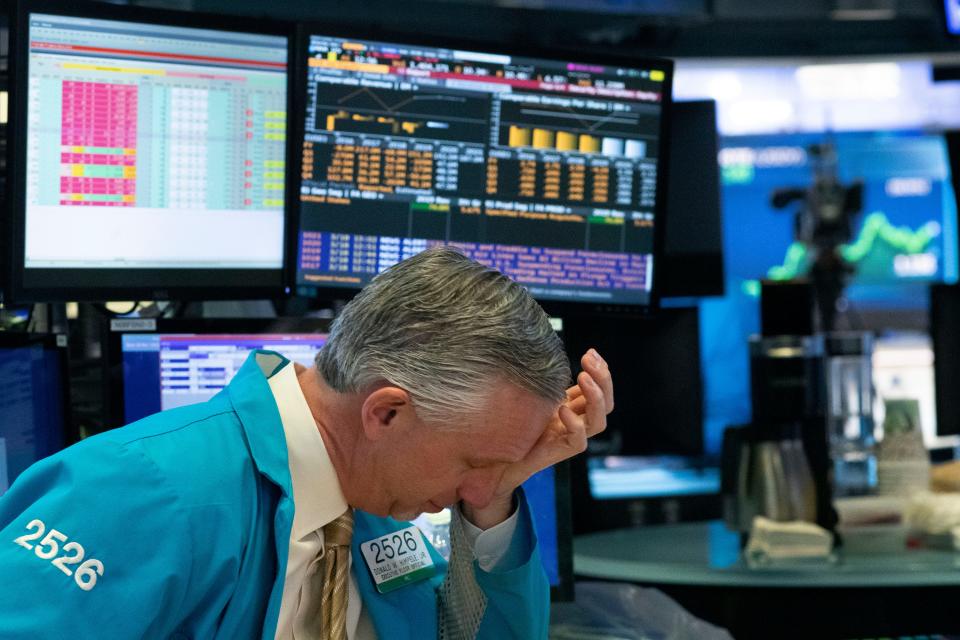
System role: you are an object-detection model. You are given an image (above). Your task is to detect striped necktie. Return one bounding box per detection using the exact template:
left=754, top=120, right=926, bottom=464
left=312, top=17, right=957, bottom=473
left=294, top=510, right=354, bottom=640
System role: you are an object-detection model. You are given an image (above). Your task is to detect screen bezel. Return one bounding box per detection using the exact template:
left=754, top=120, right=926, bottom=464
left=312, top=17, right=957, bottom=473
left=289, top=22, right=674, bottom=317
left=102, top=316, right=333, bottom=429
left=6, top=0, right=297, bottom=303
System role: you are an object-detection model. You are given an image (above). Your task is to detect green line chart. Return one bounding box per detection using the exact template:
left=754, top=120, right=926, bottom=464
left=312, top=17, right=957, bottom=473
left=741, top=211, right=941, bottom=296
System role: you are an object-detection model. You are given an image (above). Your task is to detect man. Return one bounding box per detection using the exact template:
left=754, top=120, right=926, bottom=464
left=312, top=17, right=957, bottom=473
left=0, top=247, right=613, bottom=639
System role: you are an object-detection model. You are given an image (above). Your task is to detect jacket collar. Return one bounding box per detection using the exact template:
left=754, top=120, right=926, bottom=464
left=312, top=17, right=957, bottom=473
left=226, top=351, right=297, bottom=640
left=226, top=350, right=293, bottom=497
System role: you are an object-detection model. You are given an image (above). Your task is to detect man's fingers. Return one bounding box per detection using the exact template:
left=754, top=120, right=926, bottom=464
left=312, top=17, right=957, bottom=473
left=578, top=370, right=608, bottom=438
left=515, top=353, right=612, bottom=477
left=580, top=349, right=614, bottom=414
left=558, top=404, right=588, bottom=455
left=565, top=394, right=587, bottom=414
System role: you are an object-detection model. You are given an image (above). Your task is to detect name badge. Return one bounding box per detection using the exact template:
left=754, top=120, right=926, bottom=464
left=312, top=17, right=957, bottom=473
left=359, top=525, right=436, bottom=594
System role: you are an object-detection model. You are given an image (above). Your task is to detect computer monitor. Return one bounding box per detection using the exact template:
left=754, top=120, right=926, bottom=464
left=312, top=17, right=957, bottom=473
left=562, top=308, right=716, bottom=502
left=6, top=1, right=293, bottom=302
left=0, top=332, right=73, bottom=494
left=566, top=307, right=704, bottom=457
left=108, top=318, right=330, bottom=425
left=109, top=315, right=573, bottom=599
left=660, top=100, right=724, bottom=298
left=293, top=28, right=672, bottom=310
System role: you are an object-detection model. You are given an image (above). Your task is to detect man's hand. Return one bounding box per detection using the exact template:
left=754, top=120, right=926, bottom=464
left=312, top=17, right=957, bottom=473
left=461, top=348, right=613, bottom=529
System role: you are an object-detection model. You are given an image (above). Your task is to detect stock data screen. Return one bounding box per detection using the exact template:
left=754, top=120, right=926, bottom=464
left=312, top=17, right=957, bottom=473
left=297, top=35, right=668, bottom=305
left=121, top=333, right=327, bottom=423
left=25, top=14, right=288, bottom=270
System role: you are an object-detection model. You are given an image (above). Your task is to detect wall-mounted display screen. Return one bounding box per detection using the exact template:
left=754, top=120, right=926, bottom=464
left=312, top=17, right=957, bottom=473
left=8, top=2, right=292, bottom=301
left=295, top=31, right=671, bottom=307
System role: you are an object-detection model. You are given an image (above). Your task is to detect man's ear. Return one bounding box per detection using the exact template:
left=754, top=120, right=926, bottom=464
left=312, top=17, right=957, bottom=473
left=360, top=386, right=412, bottom=440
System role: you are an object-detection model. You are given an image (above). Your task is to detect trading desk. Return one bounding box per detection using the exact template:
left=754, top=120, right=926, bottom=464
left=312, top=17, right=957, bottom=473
left=575, top=521, right=960, bottom=639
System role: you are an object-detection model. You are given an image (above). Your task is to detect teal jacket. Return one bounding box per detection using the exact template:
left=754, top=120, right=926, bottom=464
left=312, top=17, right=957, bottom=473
left=0, top=351, right=549, bottom=639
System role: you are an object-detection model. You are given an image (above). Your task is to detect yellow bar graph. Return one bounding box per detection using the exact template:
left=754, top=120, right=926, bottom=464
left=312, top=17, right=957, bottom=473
left=509, top=126, right=532, bottom=147
left=532, top=129, right=555, bottom=149
left=556, top=131, right=577, bottom=151
left=579, top=135, right=600, bottom=153
left=122, top=166, right=136, bottom=178
left=506, top=126, right=607, bottom=154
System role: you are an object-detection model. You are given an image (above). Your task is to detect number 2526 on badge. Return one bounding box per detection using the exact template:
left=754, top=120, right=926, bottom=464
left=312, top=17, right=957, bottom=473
left=359, top=525, right=436, bottom=594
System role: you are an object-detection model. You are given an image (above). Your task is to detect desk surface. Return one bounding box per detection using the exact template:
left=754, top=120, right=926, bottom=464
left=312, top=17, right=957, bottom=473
left=574, top=521, right=960, bottom=588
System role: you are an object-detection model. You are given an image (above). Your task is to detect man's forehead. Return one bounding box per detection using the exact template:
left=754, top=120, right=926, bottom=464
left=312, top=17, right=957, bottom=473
left=464, top=386, right=555, bottom=454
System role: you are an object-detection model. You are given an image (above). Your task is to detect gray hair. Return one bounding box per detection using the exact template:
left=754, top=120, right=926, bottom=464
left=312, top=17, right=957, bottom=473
left=315, top=246, right=571, bottom=425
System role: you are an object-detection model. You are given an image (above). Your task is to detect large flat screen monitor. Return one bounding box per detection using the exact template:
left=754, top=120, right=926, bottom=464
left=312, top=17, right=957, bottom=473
left=7, top=1, right=292, bottom=302
left=0, top=332, right=72, bottom=494
left=565, top=307, right=705, bottom=458
left=561, top=308, right=717, bottom=530
left=109, top=316, right=573, bottom=599
left=293, top=29, right=672, bottom=309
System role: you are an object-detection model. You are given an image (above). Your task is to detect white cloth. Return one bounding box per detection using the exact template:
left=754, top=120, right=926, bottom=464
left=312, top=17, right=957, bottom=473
left=269, top=362, right=519, bottom=640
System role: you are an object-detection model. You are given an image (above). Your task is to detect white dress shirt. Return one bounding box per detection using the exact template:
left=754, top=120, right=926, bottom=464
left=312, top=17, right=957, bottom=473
left=268, top=362, right=519, bottom=640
